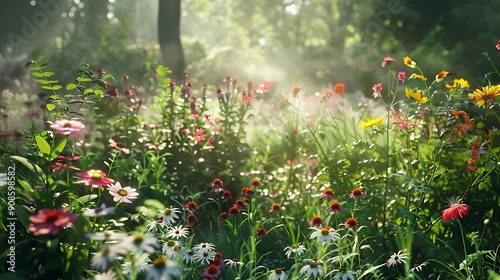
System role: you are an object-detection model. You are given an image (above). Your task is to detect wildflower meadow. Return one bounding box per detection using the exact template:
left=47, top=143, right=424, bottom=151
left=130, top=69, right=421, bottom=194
left=1, top=42, right=500, bottom=280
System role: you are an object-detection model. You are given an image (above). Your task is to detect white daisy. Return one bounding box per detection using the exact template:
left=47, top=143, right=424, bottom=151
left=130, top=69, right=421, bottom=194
left=162, top=239, right=182, bottom=256
left=147, top=256, right=180, bottom=280
left=310, top=227, right=340, bottom=244
left=94, top=269, right=118, bottom=280
left=299, top=259, right=324, bottom=279
left=284, top=243, right=306, bottom=258
left=91, top=245, right=121, bottom=271
left=121, top=253, right=150, bottom=275
left=165, top=225, right=190, bottom=239
left=386, top=249, right=409, bottom=267
left=328, top=269, right=356, bottom=280
left=193, top=250, right=216, bottom=264
left=158, top=207, right=181, bottom=226
left=87, top=230, right=127, bottom=242
left=223, top=258, right=245, bottom=268
left=182, top=249, right=196, bottom=264
left=120, top=233, right=158, bottom=254
left=192, top=242, right=216, bottom=254
left=83, top=203, right=115, bottom=217
left=131, top=206, right=149, bottom=222
left=409, top=261, right=429, bottom=273
left=108, top=182, right=139, bottom=203
left=268, top=268, right=287, bottom=280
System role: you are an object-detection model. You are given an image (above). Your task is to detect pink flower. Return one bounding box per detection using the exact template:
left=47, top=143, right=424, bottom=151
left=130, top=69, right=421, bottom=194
left=496, top=40, right=500, bottom=51
left=397, top=72, right=406, bottom=84
left=256, top=81, right=274, bottom=94
left=28, top=207, right=77, bottom=236
left=319, top=189, right=335, bottom=199
left=203, top=264, right=221, bottom=279
left=442, top=196, right=470, bottom=222
left=109, top=138, right=130, bottom=154
left=372, top=83, right=383, bottom=98
left=381, top=57, right=396, bottom=68
left=193, top=128, right=205, bottom=143
left=50, top=119, right=85, bottom=137
left=77, top=169, right=114, bottom=187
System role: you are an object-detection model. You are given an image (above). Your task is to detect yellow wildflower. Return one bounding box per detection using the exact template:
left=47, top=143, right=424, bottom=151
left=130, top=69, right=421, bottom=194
left=409, top=73, right=427, bottom=81
left=468, top=85, right=500, bottom=108
left=405, top=88, right=428, bottom=104
left=403, top=56, right=416, bottom=68
left=360, top=116, right=383, bottom=129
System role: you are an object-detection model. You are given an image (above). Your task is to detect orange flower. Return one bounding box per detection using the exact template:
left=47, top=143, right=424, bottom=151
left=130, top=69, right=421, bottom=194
left=292, top=86, right=301, bottom=97
left=435, top=71, right=453, bottom=82
left=333, top=82, right=345, bottom=94
left=450, top=110, right=475, bottom=128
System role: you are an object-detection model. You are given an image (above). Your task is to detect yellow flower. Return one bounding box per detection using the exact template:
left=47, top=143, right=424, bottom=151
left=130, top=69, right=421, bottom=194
left=468, top=85, right=500, bottom=108
left=405, top=88, right=428, bottom=104
left=403, top=56, right=416, bottom=68
left=359, top=116, right=383, bottom=129
left=409, top=73, right=427, bottom=81
left=435, top=71, right=452, bottom=82
left=445, top=78, right=470, bottom=90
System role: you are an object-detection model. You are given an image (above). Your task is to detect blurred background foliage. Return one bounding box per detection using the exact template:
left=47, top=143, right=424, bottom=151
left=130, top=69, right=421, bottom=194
left=1, top=0, right=500, bottom=94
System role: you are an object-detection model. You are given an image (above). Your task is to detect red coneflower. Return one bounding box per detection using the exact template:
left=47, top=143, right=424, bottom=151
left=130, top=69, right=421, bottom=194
left=220, top=211, right=229, bottom=221
left=309, top=215, right=324, bottom=227
left=269, top=203, right=282, bottom=213
left=328, top=201, right=342, bottom=213
left=233, top=199, right=247, bottom=209
left=345, top=217, right=359, bottom=229
left=186, top=214, right=198, bottom=225
left=228, top=207, right=240, bottom=217
left=333, top=82, right=345, bottom=95
left=251, top=179, right=261, bottom=187
left=256, top=227, right=268, bottom=237
left=203, top=264, right=221, bottom=279
left=184, top=201, right=199, bottom=213
left=349, top=188, right=365, bottom=199
left=211, top=178, right=224, bottom=192
left=319, top=189, right=335, bottom=199
left=442, top=196, right=470, bottom=222
left=221, top=190, right=232, bottom=200
left=244, top=188, right=255, bottom=197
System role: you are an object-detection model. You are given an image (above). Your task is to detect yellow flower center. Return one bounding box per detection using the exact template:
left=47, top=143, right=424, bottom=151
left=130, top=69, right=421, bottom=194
left=321, top=228, right=330, bottom=235
left=63, top=122, right=72, bottom=127
left=164, top=209, right=172, bottom=215
left=118, top=189, right=128, bottom=196
left=91, top=172, right=102, bottom=180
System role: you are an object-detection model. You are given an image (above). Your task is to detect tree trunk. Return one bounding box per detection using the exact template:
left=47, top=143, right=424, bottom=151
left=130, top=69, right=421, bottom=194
left=158, top=0, right=184, bottom=82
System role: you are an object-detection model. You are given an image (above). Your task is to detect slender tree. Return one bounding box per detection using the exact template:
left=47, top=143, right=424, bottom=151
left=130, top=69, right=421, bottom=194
left=158, top=0, right=185, bottom=82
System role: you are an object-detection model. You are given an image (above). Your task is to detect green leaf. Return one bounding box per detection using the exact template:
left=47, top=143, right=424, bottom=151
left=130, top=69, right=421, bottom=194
left=144, top=199, right=166, bottom=211
left=76, top=77, right=92, bottom=83
left=24, top=60, right=34, bottom=68
left=66, top=83, right=77, bottom=90
left=36, top=79, right=49, bottom=84
left=39, top=62, right=50, bottom=68
left=43, top=71, right=55, bottom=77
left=46, top=103, right=56, bottom=111
left=41, top=85, right=54, bottom=90
left=83, top=88, right=94, bottom=95
left=50, top=138, right=67, bottom=161
left=35, top=135, right=51, bottom=158
left=35, top=55, right=45, bottom=62
left=52, top=85, right=62, bottom=91
left=94, top=89, right=104, bottom=95
left=31, top=72, right=44, bottom=78
left=10, top=156, right=44, bottom=175
left=75, top=194, right=98, bottom=205
left=26, top=67, right=41, bottom=71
